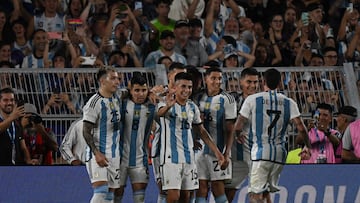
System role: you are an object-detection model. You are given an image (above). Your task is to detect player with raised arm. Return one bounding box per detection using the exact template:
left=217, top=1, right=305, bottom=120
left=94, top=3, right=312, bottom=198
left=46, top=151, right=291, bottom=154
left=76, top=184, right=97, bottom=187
left=82, top=67, right=122, bottom=203
left=114, top=73, right=156, bottom=203
left=234, top=68, right=311, bottom=203
left=157, top=72, right=225, bottom=203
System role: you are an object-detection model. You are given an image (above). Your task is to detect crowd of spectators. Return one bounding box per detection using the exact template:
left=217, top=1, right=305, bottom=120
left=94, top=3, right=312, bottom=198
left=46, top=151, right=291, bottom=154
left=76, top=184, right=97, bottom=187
left=0, top=0, right=358, bottom=115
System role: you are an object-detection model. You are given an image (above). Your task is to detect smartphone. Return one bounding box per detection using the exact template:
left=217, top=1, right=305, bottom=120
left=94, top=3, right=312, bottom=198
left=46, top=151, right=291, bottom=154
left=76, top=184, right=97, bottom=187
left=135, top=1, right=143, bottom=10
left=81, top=56, right=96, bottom=65
left=223, top=44, right=235, bottom=55
left=17, top=99, right=25, bottom=107
left=301, top=12, right=309, bottom=26
left=47, top=32, right=63, bottom=40
left=119, top=4, right=127, bottom=11
left=347, top=3, right=353, bottom=12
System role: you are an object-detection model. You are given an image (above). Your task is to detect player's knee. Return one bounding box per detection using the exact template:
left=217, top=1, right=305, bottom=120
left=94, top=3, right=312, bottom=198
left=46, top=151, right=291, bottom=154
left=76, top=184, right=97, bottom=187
left=197, top=181, right=209, bottom=196
left=167, top=189, right=180, bottom=202
left=93, top=184, right=109, bottom=194
left=114, top=187, right=124, bottom=196
left=105, top=191, right=114, bottom=201
left=133, top=189, right=145, bottom=203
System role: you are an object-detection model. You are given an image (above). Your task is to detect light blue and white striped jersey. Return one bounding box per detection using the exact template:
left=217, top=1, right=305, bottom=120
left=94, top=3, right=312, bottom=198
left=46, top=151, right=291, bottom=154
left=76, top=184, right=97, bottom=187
left=158, top=100, right=201, bottom=164
left=21, top=53, right=55, bottom=92
left=239, top=90, right=300, bottom=163
left=119, top=99, right=156, bottom=167
left=83, top=93, right=122, bottom=158
left=144, top=50, right=187, bottom=68
left=232, top=94, right=253, bottom=161
left=195, top=90, right=237, bottom=156
left=34, top=13, right=65, bottom=32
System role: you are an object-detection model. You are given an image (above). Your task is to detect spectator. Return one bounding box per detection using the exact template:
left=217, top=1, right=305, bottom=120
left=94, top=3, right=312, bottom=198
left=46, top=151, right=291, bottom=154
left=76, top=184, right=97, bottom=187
left=66, top=0, right=85, bottom=19
left=188, top=18, right=207, bottom=49
left=27, top=0, right=66, bottom=38
left=21, top=103, right=58, bottom=165
left=157, top=55, right=173, bottom=70
left=300, top=103, right=341, bottom=164
left=0, top=8, right=12, bottom=42
left=283, top=7, right=298, bottom=41
left=335, top=105, right=358, bottom=163
left=144, top=30, right=187, bottom=68
left=0, top=41, right=11, bottom=63
left=0, top=88, right=38, bottom=165
left=60, top=118, right=87, bottom=165
left=21, top=29, right=53, bottom=69
left=42, top=88, right=77, bottom=114
left=150, top=0, right=176, bottom=50
left=342, top=118, right=360, bottom=163
left=11, top=18, right=32, bottom=57
left=173, top=19, right=209, bottom=67
left=169, top=0, right=205, bottom=20
left=101, top=3, right=143, bottom=64
left=253, top=40, right=282, bottom=67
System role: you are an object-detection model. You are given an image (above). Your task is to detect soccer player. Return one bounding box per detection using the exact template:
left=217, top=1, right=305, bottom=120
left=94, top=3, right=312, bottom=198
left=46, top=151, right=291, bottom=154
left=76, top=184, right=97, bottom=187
left=225, top=68, right=259, bottom=202
left=234, top=68, right=311, bottom=203
left=60, top=118, right=87, bottom=165
left=115, top=73, right=156, bottom=203
left=150, top=62, right=187, bottom=203
left=157, top=72, right=225, bottom=203
left=82, top=67, right=122, bottom=203
left=193, top=67, right=237, bottom=203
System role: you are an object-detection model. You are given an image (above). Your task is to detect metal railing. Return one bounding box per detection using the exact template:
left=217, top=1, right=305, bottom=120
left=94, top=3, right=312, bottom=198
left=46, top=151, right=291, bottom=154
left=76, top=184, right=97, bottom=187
left=1, top=64, right=358, bottom=163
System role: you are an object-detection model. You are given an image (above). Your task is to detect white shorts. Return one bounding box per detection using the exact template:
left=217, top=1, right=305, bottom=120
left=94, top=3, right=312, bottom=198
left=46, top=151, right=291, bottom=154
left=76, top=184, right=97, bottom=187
left=119, top=165, right=149, bottom=186
left=196, top=154, right=232, bottom=181
left=151, top=157, right=161, bottom=183
left=225, top=160, right=248, bottom=189
left=249, top=160, right=283, bottom=194
left=86, top=156, right=121, bottom=189
left=161, top=162, right=199, bottom=191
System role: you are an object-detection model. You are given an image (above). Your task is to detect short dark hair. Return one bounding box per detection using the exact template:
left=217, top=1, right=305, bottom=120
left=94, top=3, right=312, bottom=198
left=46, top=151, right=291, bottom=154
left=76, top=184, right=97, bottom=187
left=322, top=46, right=337, bottom=55
left=31, top=29, right=46, bottom=40
left=130, top=72, right=147, bottom=86
left=96, top=67, right=116, bottom=81
left=168, top=62, right=185, bottom=72
left=205, top=66, right=222, bottom=76
left=157, top=56, right=172, bottom=64
left=175, top=72, right=193, bottom=82
left=264, top=68, right=281, bottom=90
left=316, top=103, right=333, bottom=113
left=240, top=68, right=259, bottom=78
left=155, top=0, right=172, bottom=7
left=0, top=87, right=14, bottom=99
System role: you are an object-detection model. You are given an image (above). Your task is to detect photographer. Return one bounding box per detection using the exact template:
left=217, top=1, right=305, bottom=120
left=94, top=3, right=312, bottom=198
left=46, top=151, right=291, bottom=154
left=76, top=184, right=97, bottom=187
left=299, top=103, right=341, bottom=164
left=21, top=103, right=58, bottom=165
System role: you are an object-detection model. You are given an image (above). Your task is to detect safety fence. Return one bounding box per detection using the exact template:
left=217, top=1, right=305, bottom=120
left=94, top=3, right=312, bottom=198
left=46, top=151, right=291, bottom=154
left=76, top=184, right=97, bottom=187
left=0, top=64, right=358, bottom=164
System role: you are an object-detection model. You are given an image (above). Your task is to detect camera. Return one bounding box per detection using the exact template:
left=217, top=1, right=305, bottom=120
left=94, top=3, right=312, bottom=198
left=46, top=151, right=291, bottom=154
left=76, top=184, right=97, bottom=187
left=223, top=44, right=235, bottom=55
left=29, top=114, right=43, bottom=124
left=117, top=4, right=128, bottom=19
